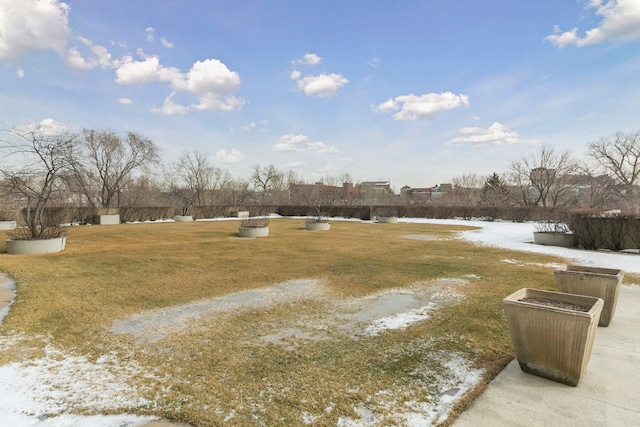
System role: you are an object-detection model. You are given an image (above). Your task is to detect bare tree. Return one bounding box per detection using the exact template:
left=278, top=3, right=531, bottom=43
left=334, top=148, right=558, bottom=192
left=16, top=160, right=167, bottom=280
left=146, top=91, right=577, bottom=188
left=69, top=129, right=160, bottom=213
left=168, top=150, right=230, bottom=208
left=588, top=130, right=640, bottom=212
left=251, top=164, right=284, bottom=204
left=451, top=173, right=483, bottom=206
left=506, top=145, right=580, bottom=207
left=588, top=130, right=640, bottom=185
left=0, top=123, right=78, bottom=239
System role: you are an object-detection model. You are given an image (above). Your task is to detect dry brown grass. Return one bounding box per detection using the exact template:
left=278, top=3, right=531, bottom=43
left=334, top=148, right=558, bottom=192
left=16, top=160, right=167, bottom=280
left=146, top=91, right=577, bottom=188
left=0, top=218, right=575, bottom=426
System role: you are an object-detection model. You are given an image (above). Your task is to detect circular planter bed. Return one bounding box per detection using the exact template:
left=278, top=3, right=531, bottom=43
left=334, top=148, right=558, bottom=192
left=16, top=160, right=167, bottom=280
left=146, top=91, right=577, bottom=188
left=173, top=215, right=194, bottom=222
left=238, top=227, right=269, bottom=238
left=6, top=237, right=67, bottom=254
left=305, top=222, right=330, bottom=231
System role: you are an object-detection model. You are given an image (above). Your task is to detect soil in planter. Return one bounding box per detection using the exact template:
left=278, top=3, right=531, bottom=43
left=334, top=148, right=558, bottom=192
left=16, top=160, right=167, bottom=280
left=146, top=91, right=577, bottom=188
left=519, top=297, right=590, bottom=312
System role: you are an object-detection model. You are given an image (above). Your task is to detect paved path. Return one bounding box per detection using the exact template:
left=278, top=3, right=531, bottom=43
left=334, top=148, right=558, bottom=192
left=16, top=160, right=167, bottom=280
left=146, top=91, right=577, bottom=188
left=452, top=284, right=640, bottom=427
left=0, top=273, right=15, bottom=324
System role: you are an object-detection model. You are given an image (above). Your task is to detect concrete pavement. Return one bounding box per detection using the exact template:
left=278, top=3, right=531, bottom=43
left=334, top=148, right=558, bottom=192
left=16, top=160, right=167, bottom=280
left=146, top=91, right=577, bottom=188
left=452, top=284, right=640, bottom=427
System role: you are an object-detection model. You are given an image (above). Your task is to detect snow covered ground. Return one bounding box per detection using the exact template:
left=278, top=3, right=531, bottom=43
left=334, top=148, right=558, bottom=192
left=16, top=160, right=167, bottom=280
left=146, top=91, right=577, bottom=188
left=1, top=218, right=638, bottom=427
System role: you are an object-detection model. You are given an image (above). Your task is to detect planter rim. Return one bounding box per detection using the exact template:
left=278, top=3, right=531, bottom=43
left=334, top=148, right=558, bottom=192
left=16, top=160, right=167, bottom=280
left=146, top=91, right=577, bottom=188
left=503, top=288, right=604, bottom=316
left=560, top=265, right=623, bottom=277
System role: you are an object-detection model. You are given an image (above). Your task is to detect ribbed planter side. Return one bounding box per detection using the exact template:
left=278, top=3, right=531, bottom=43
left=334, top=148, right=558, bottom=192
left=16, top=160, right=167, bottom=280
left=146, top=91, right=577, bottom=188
left=502, top=288, right=603, bottom=386
left=173, top=215, right=194, bottom=222
left=305, top=222, right=330, bottom=231
left=378, top=216, right=399, bottom=224
left=94, top=214, right=120, bottom=225
left=0, top=221, right=17, bottom=231
left=6, top=237, right=67, bottom=254
left=533, top=232, right=577, bottom=247
left=238, top=227, right=269, bottom=238
left=554, top=266, right=623, bottom=327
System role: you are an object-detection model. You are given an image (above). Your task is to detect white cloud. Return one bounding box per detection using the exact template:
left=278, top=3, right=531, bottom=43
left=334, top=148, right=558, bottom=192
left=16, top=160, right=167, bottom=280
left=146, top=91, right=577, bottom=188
left=151, top=92, right=189, bottom=115
left=274, top=134, right=338, bottom=153
left=307, top=141, right=338, bottom=153
left=65, top=46, right=94, bottom=70
left=296, top=73, right=349, bottom=97
left=546, top=0, right=640, bottom=47
left=145, top=27, right=155, bottom=42
left=274, top=134, right=309, bottom=152
left=161, top=37, right=174, bottom=48
left=0, top=0, right=71, bottom=61
left=115, top=56, right=182, bottom=85
left=368, top=57, right=381, bottom=68
left=289, top=70, right=301, bottom=80
left=374, top=92, right=469, bottom=121
left=16, top=69, right=24, bottom=78
left=293, top=53, right=321, bottom=65
left=215, top=149, right=244, bottom=164
left=445, top=122, right=540, bottom=148
left=118, top=98, right=133, bottom=105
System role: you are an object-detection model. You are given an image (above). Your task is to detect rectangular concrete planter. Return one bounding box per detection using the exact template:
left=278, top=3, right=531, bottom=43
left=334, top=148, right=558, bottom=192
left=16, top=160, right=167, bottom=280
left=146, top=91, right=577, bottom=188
left=230, top=211, right=250, bottom=218
left=554, top=266, right=623, bottom=327
left=94, top=214, right=120, bottom=225
left=533, top=232, right=577, bottom=247
left=378, top=216, right=399, bottom=224
left=0, top=221, right=17, bottom=231
left=503, top=288, right=603, bottom=386
left=173, top=215, right=194, bottom=222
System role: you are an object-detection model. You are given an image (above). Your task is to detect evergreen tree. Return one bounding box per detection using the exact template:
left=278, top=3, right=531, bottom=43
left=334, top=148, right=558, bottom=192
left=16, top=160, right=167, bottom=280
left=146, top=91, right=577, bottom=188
left=481, top=172, right=511, bottom=206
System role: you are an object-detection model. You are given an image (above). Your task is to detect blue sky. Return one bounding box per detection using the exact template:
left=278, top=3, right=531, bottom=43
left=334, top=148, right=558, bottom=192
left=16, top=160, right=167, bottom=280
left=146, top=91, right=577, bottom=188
left=1, top=0, right=639, bottom=188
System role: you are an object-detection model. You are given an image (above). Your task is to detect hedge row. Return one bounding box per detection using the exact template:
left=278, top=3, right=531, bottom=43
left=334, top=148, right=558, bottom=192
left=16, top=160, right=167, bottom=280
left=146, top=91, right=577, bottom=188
left=567, top=214, right=640, bottom=251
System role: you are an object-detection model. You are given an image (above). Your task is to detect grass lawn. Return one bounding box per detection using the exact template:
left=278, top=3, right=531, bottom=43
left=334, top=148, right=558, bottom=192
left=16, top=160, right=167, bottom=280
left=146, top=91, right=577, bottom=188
left=0, top=218, right=584, bottom=426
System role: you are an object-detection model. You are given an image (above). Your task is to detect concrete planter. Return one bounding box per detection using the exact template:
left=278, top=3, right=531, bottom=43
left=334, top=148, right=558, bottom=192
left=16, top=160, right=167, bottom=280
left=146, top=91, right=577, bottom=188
left=173, top=215, right=194, bottom=222
left=554, top=266, right=623, bottom=327
left=94, top=214, right=120, bottom=225
left=533, top=232, right=577, bottom=247
left=230, top=211, right=250, bottom=219
left=238, top=226, right=269, bottom=238
left=503, top=288, right=603, bottom=386
left=0, top=221, right=17, bottom=231
left=305, top=221, right=330, bottom=231
left=6, top=237, right=67, bottom=254
left=378, top=216, right=399, bottom=224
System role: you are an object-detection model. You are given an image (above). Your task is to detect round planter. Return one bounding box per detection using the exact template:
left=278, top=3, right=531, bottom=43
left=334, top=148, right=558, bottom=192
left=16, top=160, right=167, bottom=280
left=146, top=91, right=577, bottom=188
left=305, top=222, right=330, bottom=231
left=238, top=226, right=269, bottom=238
left=173, top=215, right=194, bottom=222
left=0, top=221, right=17, bottom=231
left=6, top=237, right=67, bottom=254
left=378, top=216, right=399, bottom=224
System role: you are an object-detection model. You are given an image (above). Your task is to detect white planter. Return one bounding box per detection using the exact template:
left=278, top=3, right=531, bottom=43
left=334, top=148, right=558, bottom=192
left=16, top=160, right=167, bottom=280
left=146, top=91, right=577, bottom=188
left=6, top=237, right=66, bottom=254
left=305, top=222, right=330, bottom=231
left=173, top=215, right=194, bottom=222
left=231, top=211, right=250, bottom=218
left=94, top=214, right=120, bottom=225
left=378, top=216, right=399, bottom=224
left=0, top=221, right=17, bottom=231
left=238, top=226, right=269, bottom=238
left=503, top=288, right=603, bottom=386
left=554, top=266, right=623, bottom=327
left=533, top=232, right=577, bottom=247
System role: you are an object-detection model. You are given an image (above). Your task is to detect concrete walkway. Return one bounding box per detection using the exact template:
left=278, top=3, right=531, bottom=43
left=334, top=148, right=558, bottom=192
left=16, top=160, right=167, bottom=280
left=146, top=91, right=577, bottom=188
left=453, top=284, right=640, bottom=427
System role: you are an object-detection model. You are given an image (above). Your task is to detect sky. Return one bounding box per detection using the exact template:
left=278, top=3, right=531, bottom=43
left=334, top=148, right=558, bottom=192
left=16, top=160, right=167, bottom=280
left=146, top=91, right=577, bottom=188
left=1, top=0, right=640, bottom=189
